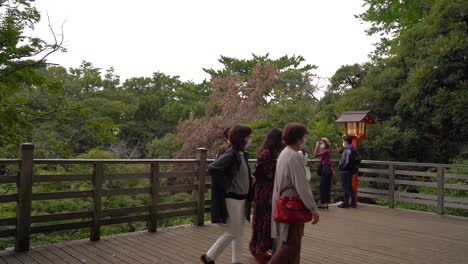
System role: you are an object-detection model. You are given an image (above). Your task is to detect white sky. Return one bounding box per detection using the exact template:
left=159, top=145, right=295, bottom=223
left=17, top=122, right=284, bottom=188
left=33, top=0, right=378, bottom=85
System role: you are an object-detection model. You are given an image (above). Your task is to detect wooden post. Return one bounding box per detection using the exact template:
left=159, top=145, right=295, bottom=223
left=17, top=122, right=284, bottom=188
left=436, top=167, right=445, bottom=215
left=388, top=164, right=395, bottom=209
left=195, top=148, right=208, bottom=226
left=91, top=163, right=103, bottom=241
left=15, top=143, right=34, bottom=252
left=149, top=162, right=160, bottom=232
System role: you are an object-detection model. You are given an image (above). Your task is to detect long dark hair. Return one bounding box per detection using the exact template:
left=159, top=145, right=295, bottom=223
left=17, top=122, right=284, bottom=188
left=257, top=128, right=284, bottom=159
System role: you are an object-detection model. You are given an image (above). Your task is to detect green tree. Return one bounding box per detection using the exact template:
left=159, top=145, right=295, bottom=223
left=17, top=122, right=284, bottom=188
left=204, top=53, right=319, bottom=105
left=357, top=0, right=435, bottom=54
left=119, top=72, right=209, bottom=157
left=329, top=64, right=369, bottom=94
left=324, top=0, right=467, bottom=163
left=394, top=0, right=468, bottom=162
left=0, top=0, right=65, bottom=150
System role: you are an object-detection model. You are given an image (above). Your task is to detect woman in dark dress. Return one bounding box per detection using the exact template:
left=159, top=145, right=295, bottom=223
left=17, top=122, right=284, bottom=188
left=249, top=128, right=284, bottom=264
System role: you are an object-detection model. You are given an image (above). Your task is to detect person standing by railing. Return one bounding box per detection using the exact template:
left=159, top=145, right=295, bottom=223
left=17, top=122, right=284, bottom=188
left=201, top=124, right=253, bottom=264
left=269, top=123, right=319, bottom=264
left=249, top=128, right=284, bottom=264
left=338, top=135, right=357, bottom=208
left=314, top=137, right=334, bottom=210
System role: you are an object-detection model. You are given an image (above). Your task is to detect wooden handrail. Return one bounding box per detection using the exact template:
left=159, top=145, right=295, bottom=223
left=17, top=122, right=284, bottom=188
left=33, top=159, right=198, bottom=164
left=0, top=143, right=467, bottom=252
left=0, top=159, right=21, bottom=164
left=359, top=160, right=468, bottom=168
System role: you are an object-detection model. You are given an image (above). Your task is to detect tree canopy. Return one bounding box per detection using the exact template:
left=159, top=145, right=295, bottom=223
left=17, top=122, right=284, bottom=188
left=1, top=0, right=468, bottom=251
left=0, top=0, right=466, bottom=163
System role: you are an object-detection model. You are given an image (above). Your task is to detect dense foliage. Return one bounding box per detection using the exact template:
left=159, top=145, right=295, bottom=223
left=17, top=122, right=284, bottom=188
left=1, top=0, right=467, bottom=250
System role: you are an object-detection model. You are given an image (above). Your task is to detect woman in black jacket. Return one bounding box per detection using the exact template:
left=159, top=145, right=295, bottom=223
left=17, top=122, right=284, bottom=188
left=201, top=124, right=253, bottom=264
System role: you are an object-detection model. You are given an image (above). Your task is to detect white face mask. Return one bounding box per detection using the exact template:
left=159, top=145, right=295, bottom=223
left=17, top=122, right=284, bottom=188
left=320, top=143, right=325, bottom=149
left=342, top=142, right=346, bottom=147
left=245, top=138, right=252, bottom=149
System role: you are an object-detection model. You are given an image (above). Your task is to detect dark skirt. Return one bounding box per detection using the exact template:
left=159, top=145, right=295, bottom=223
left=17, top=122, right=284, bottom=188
left=319, top=164, right=332, bottom=203
left=250, top=182, right=274, bottom=264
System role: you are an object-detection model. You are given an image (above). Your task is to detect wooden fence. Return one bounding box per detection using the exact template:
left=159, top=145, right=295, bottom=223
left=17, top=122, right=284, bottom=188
left=356, top=160, right=468, bottom=213
left=0, top=144, right=467, bottom=252
left=0, top=144, right=208, bottom=252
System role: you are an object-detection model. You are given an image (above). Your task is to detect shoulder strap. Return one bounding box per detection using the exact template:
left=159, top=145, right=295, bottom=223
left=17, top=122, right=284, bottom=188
left=279, top=186, right=295, bottom=195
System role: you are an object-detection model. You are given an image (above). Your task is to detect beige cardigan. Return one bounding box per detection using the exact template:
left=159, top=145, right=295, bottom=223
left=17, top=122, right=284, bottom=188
left=271, top=147, right=318, bottom=242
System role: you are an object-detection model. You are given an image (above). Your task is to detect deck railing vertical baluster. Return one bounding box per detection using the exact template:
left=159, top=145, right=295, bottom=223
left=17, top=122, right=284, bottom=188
left=15, top=143, right=34, bottom=252
left=91, top=162, right=103, bottom=241
left=195, top=148, right=208, bottom=226
left=388, top=164, right=395, bottom=208
left=149, top=162, right=160, bottom=232
left=436, top=167, right=445, bottom=215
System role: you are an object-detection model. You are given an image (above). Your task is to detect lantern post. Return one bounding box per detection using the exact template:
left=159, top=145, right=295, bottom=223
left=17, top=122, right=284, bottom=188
left=335, top=110, right=374, bottom=204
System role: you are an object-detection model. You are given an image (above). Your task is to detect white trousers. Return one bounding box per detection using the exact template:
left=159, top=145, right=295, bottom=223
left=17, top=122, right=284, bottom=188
left=207, top=198, right=246, bottom=263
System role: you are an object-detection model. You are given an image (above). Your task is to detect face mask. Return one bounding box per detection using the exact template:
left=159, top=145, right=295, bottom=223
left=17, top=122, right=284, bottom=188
left=342, top=142, right=346, bottom=148
left=320, top=143, right=325, bottom=149
left=245, top=138, right=252, bottom=149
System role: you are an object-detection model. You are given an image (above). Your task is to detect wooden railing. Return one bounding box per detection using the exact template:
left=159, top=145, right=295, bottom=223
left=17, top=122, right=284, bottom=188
left=1, top=144, right=467, bottom=252
left=0, top=144, right=208, bottom=252
left=355, top=160, right=468, bottom=213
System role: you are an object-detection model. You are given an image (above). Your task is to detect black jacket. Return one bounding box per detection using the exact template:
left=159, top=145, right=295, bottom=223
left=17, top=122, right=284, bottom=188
left=208, top=147, right=252, bottom=224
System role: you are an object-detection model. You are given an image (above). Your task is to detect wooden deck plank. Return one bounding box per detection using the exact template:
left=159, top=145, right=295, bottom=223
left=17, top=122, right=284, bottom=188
left=87, top=237, right=150, bottom=264
left=98, top=239, right=160, bottom=264
left=61, top=241, right=116, bottom=264
left=43, top=245, right=82, bottom=264
left=159, top=223, right=251, bottom=262
left=50, top=243, right=99, bottom=264
left=64, top=240, right=120, bottom=264
left=4, top=252, right=39, bottom=264
left=1, top=204, right=468, bottom=264
left=308, top=208, right=465, bottom=263
left=0, top=253, right=21, bottom=264
left=103, top=236, right=169, bottom=264
left=108, top=235, right=171, bottom=264
left=30, top=247, right=68, bottom=264
left=24, top=250, right=54, bottom=264
left=146, top=225, right=238, bottom=264
left=318, top=206, right=468, bottom=263
left=117, top=232, right=192, bottom=263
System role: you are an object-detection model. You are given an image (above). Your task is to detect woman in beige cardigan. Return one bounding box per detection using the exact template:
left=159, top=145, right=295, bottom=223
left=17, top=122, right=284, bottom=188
left=269, top=123, right=320, bottom=264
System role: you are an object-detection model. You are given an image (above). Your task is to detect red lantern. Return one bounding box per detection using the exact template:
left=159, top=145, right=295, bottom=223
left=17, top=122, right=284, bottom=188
left=335, top=110, right=375, bottom=204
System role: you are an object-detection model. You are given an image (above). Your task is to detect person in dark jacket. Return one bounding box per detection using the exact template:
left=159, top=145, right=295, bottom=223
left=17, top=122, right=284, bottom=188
left=338, top=135, right=357, bottom=208
left=201, top=124, right=253, bottom=264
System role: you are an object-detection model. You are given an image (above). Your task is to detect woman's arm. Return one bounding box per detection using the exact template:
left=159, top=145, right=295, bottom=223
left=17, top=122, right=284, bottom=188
left=208, top=151, right=234, bottom=191
left=313, top=146, right=329, bottom=158
left=290, top=153, right=317, bottom=213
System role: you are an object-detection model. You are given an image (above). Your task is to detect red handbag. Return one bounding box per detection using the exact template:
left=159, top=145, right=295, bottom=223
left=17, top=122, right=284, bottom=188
left=273, top=193, right=313, bottom=224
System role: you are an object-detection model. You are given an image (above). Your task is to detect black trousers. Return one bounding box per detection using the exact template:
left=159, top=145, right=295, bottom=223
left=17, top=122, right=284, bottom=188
left=319, top=164, right=332, bottom=203
left=340, top=171, right=356, bottom=206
